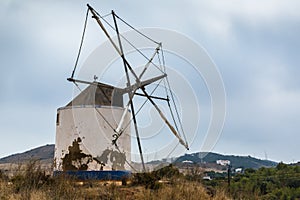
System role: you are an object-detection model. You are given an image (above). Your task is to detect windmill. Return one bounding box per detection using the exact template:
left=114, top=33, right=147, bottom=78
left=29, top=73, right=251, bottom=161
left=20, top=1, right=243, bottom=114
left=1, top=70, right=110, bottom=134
left=54, top=4, right=189, bottom=178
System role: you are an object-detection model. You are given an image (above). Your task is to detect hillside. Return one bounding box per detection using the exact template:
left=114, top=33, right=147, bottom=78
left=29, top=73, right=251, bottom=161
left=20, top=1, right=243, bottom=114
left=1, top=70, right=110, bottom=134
left=0, top=144, right=277, bottom=170
left=0, top=144, right=54, bottom=164
left=174, top=152, right=277, bottom=169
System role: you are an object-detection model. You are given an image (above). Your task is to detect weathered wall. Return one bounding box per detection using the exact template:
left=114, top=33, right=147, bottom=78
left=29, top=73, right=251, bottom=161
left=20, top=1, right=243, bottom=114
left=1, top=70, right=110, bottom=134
left=54, top=106, right=131, bottom=171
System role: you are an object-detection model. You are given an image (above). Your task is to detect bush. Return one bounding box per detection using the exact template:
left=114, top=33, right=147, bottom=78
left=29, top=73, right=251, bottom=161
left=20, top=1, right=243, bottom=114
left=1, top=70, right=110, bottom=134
left=0, top=170, right=8, bottom=181
left=11, top=160, right=49, bottom=193
left=153, top=164, right=180, bottom=179
left=131, top=164, right=185, bottom=190
left=131, top=172, right=161, bottom=189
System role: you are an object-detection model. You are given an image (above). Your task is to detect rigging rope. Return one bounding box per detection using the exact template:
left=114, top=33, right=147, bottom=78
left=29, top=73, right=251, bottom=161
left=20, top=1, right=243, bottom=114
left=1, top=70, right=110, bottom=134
left=114, top=142, right=138, bottom=172
left=121, top=79, right=163, bottom=134
left=72, top=83, right=116, bottom=132
left=114, top=13, right=160, bottom=45
left=161, top=48, right=188, bottom=145
left=166, top=142, right=180, bottom=159
left=72, top=7, right=189, bottom=165
left=110, top=15, right=188, bottom=146
left=166, top=78, right=188, bottom=145
left=73, top=81, right=82, bottom=92
left=71, top=8, right=89, bottom=78
left=94, top=107, right=116, bottom=132
left=70, top=8, right=117, bottom=134
left=157, top=50, right=180, bottom=135
left=72, top=83, right=137, bottom=172
left=96, top=12, right=165, bottom=74
left=100, top=12, right=112, bottom=18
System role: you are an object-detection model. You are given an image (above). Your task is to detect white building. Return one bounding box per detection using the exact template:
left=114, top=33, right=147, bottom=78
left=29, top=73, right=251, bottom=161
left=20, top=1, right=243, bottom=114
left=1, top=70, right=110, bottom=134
left=54, top=82, right=131, bottom=172
left=216, top=160, right=231, bottom=166
left=182, top=160, right=194, bottom=164
left=202, top=176, right=212, bottom=181
left=235, top=168, right=243, bottom=173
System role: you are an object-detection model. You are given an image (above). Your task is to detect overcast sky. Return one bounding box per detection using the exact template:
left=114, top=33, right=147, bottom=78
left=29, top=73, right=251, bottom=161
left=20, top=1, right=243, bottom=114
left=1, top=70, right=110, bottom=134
left=1, top=0, right=299, bottom=163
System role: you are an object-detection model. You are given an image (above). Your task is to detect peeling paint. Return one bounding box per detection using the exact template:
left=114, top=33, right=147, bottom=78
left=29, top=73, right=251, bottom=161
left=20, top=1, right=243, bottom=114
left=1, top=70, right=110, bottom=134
left=55, top=106, right=131, bottom=171
left=94, top=149, right=126, bottom=170
left=62, top=137, right=92, bottom=171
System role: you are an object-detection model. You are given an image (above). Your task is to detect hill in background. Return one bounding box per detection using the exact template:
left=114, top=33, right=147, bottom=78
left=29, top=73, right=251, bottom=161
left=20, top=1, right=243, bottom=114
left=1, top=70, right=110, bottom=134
left=174, top=152, right=277, bottom=169
left=0, top=144, right=54, bottom=164
left=0, top=144, right=277, bottom=170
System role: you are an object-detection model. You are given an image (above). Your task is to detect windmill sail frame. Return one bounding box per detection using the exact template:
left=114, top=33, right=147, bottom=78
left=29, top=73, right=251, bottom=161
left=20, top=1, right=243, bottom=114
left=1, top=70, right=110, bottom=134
left=55, top=4, right=189, bottom=176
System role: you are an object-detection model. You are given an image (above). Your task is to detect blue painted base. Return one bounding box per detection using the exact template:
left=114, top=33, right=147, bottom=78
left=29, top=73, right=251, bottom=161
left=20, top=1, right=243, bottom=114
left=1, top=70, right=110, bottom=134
left=53, top=170, right=131, bottom=180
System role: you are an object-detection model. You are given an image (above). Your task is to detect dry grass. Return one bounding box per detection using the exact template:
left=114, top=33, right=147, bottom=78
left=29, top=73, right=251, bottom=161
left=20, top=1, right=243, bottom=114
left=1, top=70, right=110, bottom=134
left=140, top=181, right=211, bottom=200
left=0, top=179, right=231, bottom=200
left=0, top=162, right=231, bottom=200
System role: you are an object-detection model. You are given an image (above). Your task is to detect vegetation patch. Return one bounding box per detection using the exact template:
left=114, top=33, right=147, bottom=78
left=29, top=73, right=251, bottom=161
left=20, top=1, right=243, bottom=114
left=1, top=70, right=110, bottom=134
left=1, top=161, right=300, bottom=199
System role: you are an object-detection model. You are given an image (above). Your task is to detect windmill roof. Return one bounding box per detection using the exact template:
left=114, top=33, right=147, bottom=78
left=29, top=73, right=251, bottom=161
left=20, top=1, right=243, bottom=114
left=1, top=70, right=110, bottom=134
left=66, top=81, right=124, bottom=107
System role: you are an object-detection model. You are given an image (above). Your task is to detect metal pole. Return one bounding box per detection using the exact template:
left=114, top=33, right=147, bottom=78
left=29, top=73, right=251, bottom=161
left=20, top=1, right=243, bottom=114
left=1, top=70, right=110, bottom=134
left=227, top=164, right=231, bottom=187
left=112, top=10, right=146, bottom=172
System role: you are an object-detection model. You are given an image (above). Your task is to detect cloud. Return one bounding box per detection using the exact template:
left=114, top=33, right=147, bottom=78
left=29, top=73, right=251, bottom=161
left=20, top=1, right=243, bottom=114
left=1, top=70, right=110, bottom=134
left=0, top=0, right=299, bottom=163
